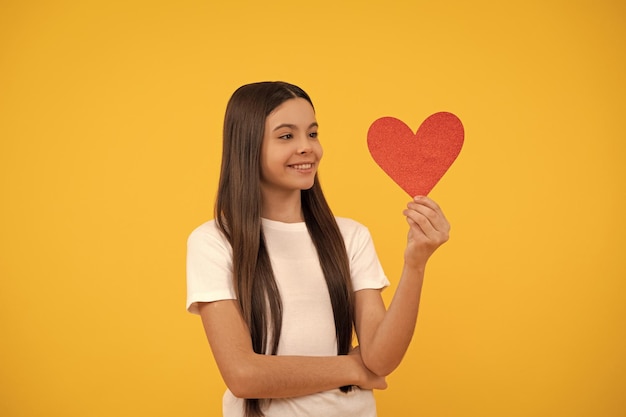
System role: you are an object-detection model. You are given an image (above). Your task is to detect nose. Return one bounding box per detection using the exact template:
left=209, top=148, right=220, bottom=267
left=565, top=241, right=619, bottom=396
left=296, top=134, right=312, bottom=154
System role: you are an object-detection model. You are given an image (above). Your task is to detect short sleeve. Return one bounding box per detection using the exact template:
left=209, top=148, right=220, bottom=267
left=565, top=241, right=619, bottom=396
left=186, top=221, right=236, bottom=314
left=338, top=218, right=390, bottom=292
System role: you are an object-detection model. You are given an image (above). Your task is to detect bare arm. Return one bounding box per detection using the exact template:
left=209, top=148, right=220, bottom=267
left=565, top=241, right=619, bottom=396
left=355, top=196, right=450, bottom=376
left=198, top=299, right=386, bottom=399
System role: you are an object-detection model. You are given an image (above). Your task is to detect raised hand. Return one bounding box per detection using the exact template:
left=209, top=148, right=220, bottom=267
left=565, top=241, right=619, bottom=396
left=402, top=196, right=450, bottom=269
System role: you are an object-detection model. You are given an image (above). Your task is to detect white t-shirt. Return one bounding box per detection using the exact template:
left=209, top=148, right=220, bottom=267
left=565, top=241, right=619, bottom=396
left=187, top=217, right=389, bottom=417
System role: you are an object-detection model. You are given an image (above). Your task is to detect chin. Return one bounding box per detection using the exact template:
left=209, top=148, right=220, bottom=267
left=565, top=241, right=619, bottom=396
left=301, top=180, right=316, bottom=190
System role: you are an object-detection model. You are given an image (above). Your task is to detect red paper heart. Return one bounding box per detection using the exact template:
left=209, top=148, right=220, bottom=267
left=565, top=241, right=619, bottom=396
left=367, top=112, right=464, bottom=196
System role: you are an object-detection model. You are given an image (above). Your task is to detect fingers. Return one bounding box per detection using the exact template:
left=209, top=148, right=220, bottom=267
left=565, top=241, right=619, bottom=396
left=403, top=196, right=450, bottom=237
left=402, top=196, right=450, bottom=267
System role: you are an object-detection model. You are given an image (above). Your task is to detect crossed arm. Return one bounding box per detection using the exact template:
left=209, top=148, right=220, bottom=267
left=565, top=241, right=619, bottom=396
left=198, top=300, right=385, bottom=399
left=197, top=196, right=449, bottom=399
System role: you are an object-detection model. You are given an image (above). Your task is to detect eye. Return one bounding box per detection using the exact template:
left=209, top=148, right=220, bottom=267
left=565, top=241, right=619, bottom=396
left=279, top=133, right=293, bottom=140
left=309, top=132, right=318, bottom=139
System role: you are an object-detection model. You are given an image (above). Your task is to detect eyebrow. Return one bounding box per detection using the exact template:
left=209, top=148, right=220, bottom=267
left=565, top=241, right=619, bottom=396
left=272, top=122, right=319, bottom=132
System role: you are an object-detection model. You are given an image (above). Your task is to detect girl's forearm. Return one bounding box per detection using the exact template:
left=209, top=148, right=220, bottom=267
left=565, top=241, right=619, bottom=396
left=361, top=263, right=425, bottom=376
left=222, top=352, right=381, bottom=399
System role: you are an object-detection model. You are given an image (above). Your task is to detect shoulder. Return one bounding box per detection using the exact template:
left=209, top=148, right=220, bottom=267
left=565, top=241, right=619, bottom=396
left=188, top=219, right=221, bottom=240
left=335, top=217, right=373, bottom=246
left=186, top=220, right=237, bottom=312
left=335, top=216, right=369, bottom=234
left=335, top=217, right=388, bottom=288
left=187, top=220, right=231, bottom=253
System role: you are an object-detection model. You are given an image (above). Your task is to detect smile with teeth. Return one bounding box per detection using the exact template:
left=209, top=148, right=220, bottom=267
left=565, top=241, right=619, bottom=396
left=289, top=163, right=313, bottom=170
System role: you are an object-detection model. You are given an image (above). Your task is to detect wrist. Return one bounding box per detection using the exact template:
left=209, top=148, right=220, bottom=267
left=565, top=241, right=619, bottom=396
left=402, top=261, right=426, bottom=276
left=345, top=351, right=369, bottom=387
left=345, top=353, right=363, bottom=386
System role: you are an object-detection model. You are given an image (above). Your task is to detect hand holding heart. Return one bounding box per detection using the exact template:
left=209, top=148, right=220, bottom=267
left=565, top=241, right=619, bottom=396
left=367, top=111, right=463, bottom=267
left=403, top=196, right=450, bottom=269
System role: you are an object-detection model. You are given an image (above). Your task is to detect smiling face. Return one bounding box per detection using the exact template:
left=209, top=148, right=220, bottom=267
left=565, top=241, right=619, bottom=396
left=260, top=97, right=323, bottom=198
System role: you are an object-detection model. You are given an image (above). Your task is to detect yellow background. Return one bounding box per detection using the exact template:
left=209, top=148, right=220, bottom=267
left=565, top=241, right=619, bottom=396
left=1, top=1, right=625, bottom=416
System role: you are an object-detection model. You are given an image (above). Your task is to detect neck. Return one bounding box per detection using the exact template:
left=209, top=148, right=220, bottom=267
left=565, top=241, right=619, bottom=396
left=261, top=188, right=304, bottom=223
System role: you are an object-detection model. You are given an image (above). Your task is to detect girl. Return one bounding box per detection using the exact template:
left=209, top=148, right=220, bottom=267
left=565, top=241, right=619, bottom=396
left=186, top=81, right=450, bottom=417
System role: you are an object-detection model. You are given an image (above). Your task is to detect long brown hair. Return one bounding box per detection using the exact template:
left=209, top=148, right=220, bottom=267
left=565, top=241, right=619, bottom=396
left=215, top=82, right=354, bottom=417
